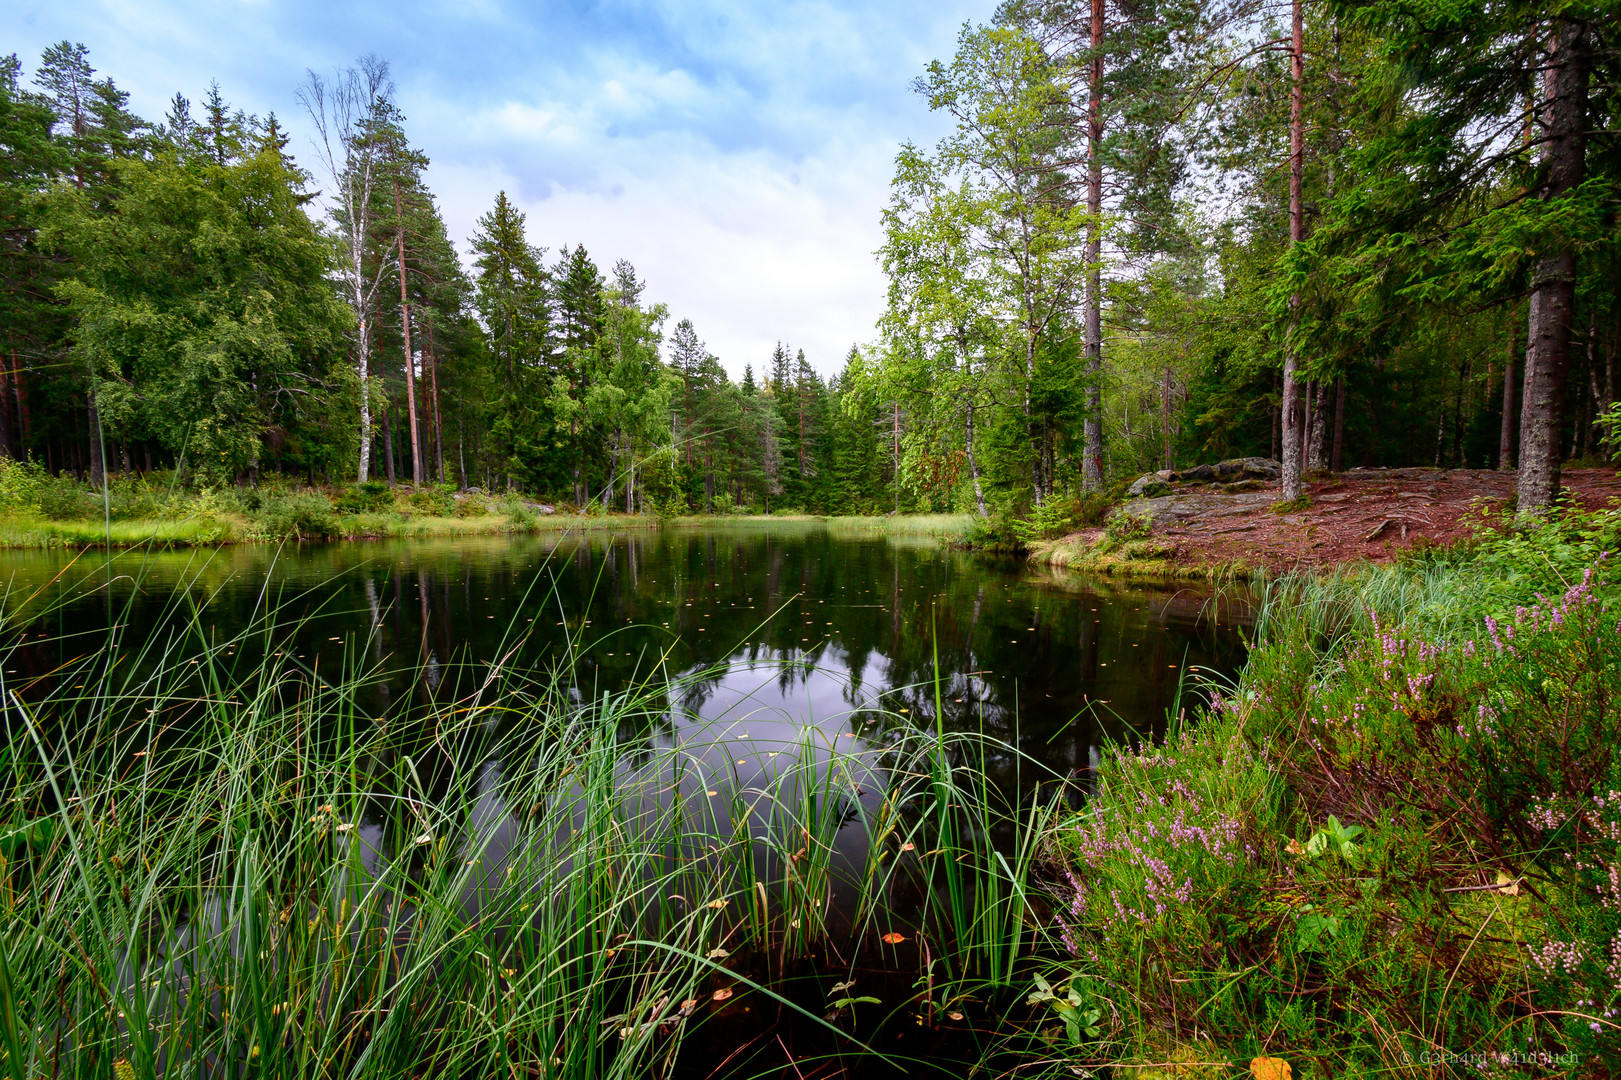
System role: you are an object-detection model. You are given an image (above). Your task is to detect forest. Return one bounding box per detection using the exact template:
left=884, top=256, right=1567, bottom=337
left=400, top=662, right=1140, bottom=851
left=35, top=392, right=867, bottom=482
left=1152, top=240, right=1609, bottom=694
left=0, top=0, right=1616, bottom=524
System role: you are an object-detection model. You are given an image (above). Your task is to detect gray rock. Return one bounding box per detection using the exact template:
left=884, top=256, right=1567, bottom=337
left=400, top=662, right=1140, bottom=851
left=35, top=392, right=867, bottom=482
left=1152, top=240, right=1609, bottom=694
left=1127, top=473, right=1172, bottom=497
left=1217, top=456, right=1280, bottom=481
left=1126, top=489, right=1276, bottom=524
left=1182, top=464, right=1218, bottom=482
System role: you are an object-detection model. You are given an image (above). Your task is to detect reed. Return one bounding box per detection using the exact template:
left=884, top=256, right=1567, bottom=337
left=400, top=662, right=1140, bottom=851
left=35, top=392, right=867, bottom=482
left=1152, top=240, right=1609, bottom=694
left=0, top=556, right=1056, bottom=1078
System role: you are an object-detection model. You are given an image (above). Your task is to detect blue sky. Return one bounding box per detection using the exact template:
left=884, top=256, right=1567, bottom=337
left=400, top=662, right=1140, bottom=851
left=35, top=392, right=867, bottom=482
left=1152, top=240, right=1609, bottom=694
left=5, top=0, right=989, bottom=376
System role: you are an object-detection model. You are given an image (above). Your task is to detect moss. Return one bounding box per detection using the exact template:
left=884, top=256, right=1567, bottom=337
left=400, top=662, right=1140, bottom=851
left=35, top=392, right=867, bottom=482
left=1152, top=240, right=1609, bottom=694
left=1028, top=538, right=1252, bottom=580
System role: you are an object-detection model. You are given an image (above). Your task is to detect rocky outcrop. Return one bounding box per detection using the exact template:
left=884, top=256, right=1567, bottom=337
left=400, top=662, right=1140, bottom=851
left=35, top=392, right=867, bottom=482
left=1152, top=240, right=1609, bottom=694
left=1126, top=473, right=1173, bottom=497
left=1126, top=457, right=1278, bottom=498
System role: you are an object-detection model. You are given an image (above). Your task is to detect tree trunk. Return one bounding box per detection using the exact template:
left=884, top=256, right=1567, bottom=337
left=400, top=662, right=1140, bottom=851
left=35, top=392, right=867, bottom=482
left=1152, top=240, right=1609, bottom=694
left=1308, top=380, right=1330, bottom=472
left=87, top=396, right=105, bottom=487
left=394, top=183, right=422, bottom=485
left=425, top=321, right=444, bottom=482
left=1280, top=0, right=1306, bottom=502
left=383, top=406, right=397, bottom=483
left=1081, top=0, right=1106, bottom=491
left=1517, top=19, right=1588, bottom=517
left=893, top=402, right=902, bottom=514
left=1162, top=364, right=1174, bottom=470
left=966, top=402, right=987, bottom=517
left=1330, top=377, right=1346, bottom=473
left=12, top=350, right=28, bottom=455
left=1270, top=386, right=1279, bottom=462
left=1500, top=308, right=1520, bottom=469
left=0, top=353, right=13, bottom=459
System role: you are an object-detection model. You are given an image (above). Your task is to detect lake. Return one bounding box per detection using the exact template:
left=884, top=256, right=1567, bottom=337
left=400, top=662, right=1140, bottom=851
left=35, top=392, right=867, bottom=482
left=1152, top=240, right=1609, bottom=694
left=0, top=522, right=1246, bottom=787
left=0, top=522, right=1251, bottom=1076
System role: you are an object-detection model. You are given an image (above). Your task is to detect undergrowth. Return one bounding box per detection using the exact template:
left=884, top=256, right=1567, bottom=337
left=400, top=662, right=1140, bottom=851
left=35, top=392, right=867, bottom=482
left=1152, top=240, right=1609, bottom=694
left=1040, top=506, right=1621, bottom=1078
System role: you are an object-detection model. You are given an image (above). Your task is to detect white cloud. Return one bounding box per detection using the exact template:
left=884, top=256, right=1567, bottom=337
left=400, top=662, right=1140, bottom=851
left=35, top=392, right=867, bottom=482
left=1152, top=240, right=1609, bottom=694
left=5, top=0, right=989, bottom=377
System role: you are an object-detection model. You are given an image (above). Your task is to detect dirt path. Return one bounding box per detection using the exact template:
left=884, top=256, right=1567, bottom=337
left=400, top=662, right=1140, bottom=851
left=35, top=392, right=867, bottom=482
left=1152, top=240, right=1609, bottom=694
left=1074, top=467, right=1621, bottom=574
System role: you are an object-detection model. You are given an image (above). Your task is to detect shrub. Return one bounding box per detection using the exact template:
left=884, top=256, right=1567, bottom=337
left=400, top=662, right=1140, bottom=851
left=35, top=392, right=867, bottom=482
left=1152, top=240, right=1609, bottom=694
left=1097, top=509, right=1151, bottom=551
left=333, top=480, right=395, bottom=514
left=499, top=496, right=536, bottom=529
left=1049, top=547, right=1621, bottom=1075
left=104, top=475, right=171, bottom=520
left=408, top=488, right=454, bottom=516
left=36, top=474, right=107, bottom=520
left=254, top=492, right=339, bottom=540
left=958, top=512, right=1027, bottom=553
left=453, top=493, right=491, bottom=518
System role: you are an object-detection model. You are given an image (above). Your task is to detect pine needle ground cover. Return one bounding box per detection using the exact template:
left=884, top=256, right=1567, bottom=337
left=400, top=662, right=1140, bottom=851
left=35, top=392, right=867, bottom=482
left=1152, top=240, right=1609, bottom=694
left=1041, top=509, right=1621, bottom=1077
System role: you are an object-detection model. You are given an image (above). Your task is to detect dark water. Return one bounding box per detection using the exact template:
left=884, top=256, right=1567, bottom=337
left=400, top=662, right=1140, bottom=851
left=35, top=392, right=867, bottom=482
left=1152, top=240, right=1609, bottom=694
left=0, top=523, right=1247, bottom=788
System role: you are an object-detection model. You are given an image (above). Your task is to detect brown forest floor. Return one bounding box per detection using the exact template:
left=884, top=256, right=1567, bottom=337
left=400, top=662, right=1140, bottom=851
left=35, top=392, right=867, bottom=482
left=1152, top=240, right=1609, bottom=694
left=1059, top=467, right=1621, bottom=575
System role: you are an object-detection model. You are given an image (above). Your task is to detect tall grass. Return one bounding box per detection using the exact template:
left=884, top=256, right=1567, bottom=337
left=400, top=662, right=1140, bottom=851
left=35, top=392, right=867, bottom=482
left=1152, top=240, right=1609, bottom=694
left=0, top=558, right=1058, bottom=1078
left=1040, top=514, right=1621, bottom=1076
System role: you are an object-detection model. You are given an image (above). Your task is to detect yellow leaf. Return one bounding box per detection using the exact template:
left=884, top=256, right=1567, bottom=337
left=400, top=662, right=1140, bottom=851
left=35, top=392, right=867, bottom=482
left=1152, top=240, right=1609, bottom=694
left=881, top=932, right=907, bottom=944
left=1251, top=1057, right=1292, bottom=1080
left=1495, top=870, right=1521, bottom=896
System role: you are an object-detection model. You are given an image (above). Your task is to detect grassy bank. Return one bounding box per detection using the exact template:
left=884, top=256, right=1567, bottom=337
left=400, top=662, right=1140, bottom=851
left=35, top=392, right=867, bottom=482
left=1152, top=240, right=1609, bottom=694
left=0, top=568, right=1060, bottom=1078
left=0, top=463, right=974, bottom=549
left=1037, top=507, right=1621, bottom=1077
left=1028, top=536, right=1251, bottom=581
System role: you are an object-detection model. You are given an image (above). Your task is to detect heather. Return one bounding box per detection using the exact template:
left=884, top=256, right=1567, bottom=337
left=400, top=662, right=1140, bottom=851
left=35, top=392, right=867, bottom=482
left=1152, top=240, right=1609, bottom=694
left=1042, top=507, right=1621, bottom=1076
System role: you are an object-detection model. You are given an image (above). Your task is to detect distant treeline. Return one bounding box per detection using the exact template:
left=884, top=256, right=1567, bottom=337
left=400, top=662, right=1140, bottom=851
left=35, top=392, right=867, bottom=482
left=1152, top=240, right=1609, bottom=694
left=3, top=5, right=1618, bottom=520
left=0, top=47, right=905, bottom=513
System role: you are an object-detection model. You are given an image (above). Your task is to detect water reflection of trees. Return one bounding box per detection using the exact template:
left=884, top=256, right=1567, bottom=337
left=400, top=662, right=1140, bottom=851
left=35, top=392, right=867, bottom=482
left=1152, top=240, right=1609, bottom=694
left=3, top=526, right=1247, bottom=794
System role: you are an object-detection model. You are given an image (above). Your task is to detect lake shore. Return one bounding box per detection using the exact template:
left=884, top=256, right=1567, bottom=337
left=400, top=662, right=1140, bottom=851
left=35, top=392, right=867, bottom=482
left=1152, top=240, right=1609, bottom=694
left=0, top=507, right=975, bottom=549
left=1040, top=504, right=1621, bottom=1075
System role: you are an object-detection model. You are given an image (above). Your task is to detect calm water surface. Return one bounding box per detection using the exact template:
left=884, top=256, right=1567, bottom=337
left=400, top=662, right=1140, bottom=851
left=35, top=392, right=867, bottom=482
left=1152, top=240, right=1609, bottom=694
left=0, top=522, right=1247, bottom=788
left=2, top=523, right=1253, bottom=1075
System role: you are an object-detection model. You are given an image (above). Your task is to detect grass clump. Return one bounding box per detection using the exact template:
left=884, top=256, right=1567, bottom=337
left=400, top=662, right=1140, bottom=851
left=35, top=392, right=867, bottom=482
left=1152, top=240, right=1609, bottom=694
left=1039, top=512, right=1621, bottom=1075
left=1269, top=495, right=1310, bottom=514
left=0, top=565, right=1060, bottom=1077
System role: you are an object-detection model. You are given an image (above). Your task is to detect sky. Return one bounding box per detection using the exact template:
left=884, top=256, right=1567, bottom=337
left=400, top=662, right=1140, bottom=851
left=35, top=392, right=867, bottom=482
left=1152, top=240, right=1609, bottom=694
left=4, top=0, right=989, bottom=378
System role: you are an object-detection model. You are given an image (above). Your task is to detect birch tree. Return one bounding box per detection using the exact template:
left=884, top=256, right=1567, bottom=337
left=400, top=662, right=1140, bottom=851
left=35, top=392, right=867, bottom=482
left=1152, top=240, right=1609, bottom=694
left=298, top=56, right=394, bottom=483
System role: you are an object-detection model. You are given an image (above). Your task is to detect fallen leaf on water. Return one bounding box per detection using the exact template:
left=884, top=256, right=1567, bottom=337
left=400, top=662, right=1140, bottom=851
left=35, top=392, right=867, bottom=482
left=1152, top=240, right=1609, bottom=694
left=881, top=932, right=907, bottom=945
left=900, top=842, right=915, bottom=852
left=709, top=899, right=727, bottom=909
left=707, top=948, right=730, bottom=959
left=1250, top=1057, right=1291, bottom=1080
left=947, top=1011, right=964, bottom=1021
left=712, top=988, right=733, bottom=1002
left=680, top=998, right=698, bottom=1011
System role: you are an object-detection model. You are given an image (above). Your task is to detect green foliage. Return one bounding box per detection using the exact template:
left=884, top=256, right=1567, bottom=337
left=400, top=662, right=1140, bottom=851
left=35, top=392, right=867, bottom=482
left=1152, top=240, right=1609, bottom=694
left=252, top=492, right=338, bottom=540
left=453, top=492, right=491, bottom=518
left=1099, top=509, right=1151, bottom=550
left=333, top=480, right=394, bottom=515
left=498, top=495, right=536, bottom=529
left=407, top=487, right=454, bottom=516
left=958, top=512, right=1027, bottom=553
left=1050, top=523, right=1621, bottom=1074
